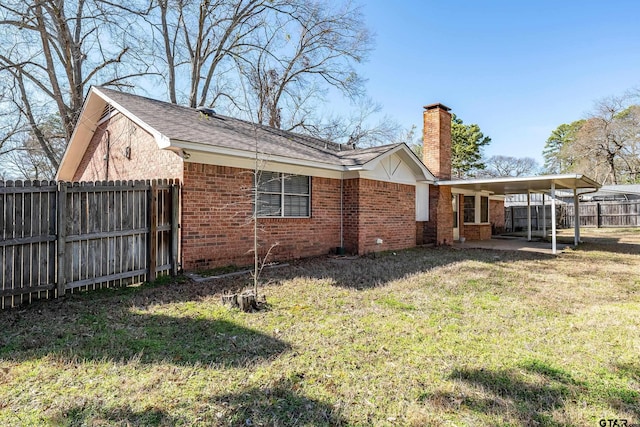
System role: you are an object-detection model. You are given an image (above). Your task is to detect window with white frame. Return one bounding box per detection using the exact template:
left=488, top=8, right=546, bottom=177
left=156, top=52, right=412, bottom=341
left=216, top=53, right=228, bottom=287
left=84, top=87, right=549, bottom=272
left=463, top=196, right=475, bottom=223
left=256, top=172, right=310, bottom=217
left=480, top=196, right=489, bottom=223
left=463, top=195, right=489, bottom=223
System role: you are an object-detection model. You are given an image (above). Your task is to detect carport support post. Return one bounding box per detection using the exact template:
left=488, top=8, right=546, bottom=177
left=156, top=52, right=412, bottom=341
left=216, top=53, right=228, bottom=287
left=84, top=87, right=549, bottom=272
left=551, top=183, right=557, bottom=254
left=573, top=188, right=580, bottom=246
left=527, top=191, right=532, bottom=241
left=542, top=193, right=546, bottom=238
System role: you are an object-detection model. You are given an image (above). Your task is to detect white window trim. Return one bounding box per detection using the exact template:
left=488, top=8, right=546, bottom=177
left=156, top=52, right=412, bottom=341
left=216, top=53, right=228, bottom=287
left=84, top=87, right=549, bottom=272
left=463, top=194, right=490, bottom=225
left=258, top=173, right=311, bottom=218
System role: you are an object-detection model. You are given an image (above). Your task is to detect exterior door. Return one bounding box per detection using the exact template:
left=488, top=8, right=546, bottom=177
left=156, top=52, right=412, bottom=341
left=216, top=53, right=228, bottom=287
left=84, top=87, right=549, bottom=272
left=452, top=194, right=459, bottom=240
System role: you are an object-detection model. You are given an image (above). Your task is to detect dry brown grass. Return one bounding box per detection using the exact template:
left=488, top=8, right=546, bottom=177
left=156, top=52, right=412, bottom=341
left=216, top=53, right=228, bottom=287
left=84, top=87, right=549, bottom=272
left=1, top=228, right=639, bottom=426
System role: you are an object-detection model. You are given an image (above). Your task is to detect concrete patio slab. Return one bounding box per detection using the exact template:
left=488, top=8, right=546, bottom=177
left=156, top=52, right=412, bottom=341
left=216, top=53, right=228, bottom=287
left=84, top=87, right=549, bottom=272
left=454, top=237, right=572, bottom=255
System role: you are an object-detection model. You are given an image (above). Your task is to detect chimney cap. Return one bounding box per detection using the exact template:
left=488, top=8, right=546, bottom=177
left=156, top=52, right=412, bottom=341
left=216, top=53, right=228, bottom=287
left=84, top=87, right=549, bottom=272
left=423, top=103, right=451, bottom=112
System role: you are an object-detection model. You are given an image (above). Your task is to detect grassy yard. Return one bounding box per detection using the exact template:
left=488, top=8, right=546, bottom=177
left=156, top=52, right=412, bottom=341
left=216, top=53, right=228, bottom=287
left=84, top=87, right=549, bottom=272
left=1, top=228, right=639, bottom=426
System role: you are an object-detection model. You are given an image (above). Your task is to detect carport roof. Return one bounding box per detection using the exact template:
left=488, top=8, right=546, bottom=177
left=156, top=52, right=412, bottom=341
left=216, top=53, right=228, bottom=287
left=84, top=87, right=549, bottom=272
left=437, top=174, right=601, bottom=195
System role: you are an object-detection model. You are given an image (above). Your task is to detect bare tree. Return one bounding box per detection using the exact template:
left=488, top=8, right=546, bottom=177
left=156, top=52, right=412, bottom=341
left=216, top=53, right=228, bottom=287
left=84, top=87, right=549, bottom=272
left=151, top=0, right=375, bottom=139
left=480, top=155, right=540, bottom=178
left=240, top=0, right=372, bottom=131
left=304, top=98, right=400, bottom=147
left=0, top=0, right=153, bottom=177
left=573, top=97, right=640, bottom=184
left=543, top=92, right=640, bottom=184
left=3, top=114, right=66, bottom=180
left=152, top=0, right=281, bottom=108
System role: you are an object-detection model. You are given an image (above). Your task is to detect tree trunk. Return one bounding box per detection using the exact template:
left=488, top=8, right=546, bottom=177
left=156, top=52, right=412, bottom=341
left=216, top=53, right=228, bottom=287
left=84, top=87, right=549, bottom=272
left=221, top=291, right=263, bottom=312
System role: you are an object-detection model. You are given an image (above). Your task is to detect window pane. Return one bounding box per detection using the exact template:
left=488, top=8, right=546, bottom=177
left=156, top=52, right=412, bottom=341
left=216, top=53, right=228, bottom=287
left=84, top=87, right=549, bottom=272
left=283, top=175, right=310, bottom=195
left=481, top=196, right=489, bottom=222
left=258, top=171, right=281, bottom=193
left=284, top=195, right=309, bottom=217
left=463, top=196, right=475, bottom=223
left=257, top=193, right=281, bottom=216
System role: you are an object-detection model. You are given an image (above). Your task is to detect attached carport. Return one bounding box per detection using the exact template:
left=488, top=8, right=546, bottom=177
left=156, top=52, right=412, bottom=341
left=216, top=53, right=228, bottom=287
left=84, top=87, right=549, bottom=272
left=438, top=174, right=601, bottom=254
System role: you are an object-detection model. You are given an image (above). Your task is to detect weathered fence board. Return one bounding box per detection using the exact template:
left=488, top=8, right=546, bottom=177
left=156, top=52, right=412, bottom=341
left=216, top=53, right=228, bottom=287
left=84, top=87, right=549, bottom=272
left=1, top=181, right=58, bottom=308
left=505, top=201, right=640, bottom=231
left=562, top=201, right=640, bottom=228
left=1, top=179, right=180, bottom=309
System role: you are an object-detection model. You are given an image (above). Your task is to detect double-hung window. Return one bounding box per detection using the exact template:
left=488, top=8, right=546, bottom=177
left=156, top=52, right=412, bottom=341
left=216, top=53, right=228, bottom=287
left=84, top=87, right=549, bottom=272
left=257, top=172, right=310, bottom=217
left=463, top=195, right=489, bottom=223
left=463, top=196, right=475, bottom=223
left=480, top=196, right=489, bottom=223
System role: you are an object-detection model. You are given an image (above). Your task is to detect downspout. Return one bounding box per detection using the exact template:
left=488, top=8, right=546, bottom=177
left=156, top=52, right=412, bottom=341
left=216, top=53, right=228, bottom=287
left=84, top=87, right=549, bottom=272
left=104, top=129, right=111, bottom=181
left=340, top=170, right=344, bottom=250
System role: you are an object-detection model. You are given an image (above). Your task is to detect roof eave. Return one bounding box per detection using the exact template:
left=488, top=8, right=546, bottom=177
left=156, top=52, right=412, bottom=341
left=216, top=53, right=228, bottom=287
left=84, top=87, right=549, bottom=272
left=438, top=173, right=601, bottom=195
left=56, top=86, right=172, bottom=181
left=171, top=139, right=347, bottom=172
left=56, top=87, right=105, bottom=180
left=93, top=87, right=170, bottom=149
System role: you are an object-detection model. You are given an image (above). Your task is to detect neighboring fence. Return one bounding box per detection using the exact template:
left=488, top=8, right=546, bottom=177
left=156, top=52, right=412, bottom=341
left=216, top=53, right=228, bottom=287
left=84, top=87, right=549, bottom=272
left=1, top=179, right=180, bottom=309
left=505, top=205, right=554, bottom=232
left=505, top=201, right=640, bottom=231
left=561, top=201, right=640, bottom=228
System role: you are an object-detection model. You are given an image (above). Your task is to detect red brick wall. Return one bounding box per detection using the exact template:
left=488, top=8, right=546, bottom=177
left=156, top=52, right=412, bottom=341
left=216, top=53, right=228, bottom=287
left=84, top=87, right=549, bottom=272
left=457, top=195, right=498, bottom=241
left=73, top=113, right=183, bottom=182
left=343, top=178, right=416, bottom=254
left=423, top=184, right=453, bottom=245
left=342, top=179, right=360, bottom=254
left=416, top=221, right=426, bottom=245
left=423, top=104, right=452, bottom=180
left=462, top=224, right=492, bottom=240
left=490, top=199, right=505, bottom=234
left=181, top=163, right=342, bottom=270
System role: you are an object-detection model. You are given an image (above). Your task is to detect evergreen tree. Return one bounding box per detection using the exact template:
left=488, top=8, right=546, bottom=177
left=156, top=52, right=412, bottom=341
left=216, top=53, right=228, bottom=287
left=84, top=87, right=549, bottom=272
left=451, top=114, right=491, bottom=178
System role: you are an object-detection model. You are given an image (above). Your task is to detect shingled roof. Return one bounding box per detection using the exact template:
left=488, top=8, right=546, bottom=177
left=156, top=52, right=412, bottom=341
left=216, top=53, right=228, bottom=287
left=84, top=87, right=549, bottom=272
left=94, top=87, right=402, bottom=168
left=57, top=86, right=435, bottom=181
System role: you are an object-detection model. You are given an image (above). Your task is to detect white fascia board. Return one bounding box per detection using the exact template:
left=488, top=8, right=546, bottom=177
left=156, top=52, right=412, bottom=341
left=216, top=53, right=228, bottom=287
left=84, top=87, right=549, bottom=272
left=92, top=87, right=169, bottom=149
left=57, top=88, right=110, bottom=180
left=451, top=187, right=494, bottom=196
left=397, top=143, right=437, bottom=181
left=171, top=139, right=344, bottom=179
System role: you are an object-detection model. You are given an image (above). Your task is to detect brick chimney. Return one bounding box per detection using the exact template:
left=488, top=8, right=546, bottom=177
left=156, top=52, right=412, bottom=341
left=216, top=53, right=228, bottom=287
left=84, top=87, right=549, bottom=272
left=422, top=103, right=452, bottom=180
left=420, top=103, right=453, bottom=245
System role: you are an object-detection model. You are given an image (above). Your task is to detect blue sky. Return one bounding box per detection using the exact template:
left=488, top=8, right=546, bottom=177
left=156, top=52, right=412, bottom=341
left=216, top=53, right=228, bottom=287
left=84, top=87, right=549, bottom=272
left=346, top=0, right=640, bottom=163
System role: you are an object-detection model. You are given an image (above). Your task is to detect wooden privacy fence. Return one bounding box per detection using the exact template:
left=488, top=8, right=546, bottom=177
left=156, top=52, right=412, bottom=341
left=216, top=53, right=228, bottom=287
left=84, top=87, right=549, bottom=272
left=561, top=201, right=640, bottom=228
left=505, top=205, right=555, bottom=232
left=1, top=179, right=180, bottom=309
left=505, top=201, right=640, bottom=231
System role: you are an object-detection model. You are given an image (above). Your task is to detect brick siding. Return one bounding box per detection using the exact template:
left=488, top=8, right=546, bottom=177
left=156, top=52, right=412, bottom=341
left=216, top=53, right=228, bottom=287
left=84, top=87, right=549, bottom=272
left=73, top=113, right=183, bottom=182
left=422, top=105, right=452, bottom=180
left=72, top=113, right=426, bottom=270
left=423, top=184, right=454, bottom=245
left=421, top=104, right=453, bottom=245
left=456, top=193, right=496, bottom=241
left=343, top=178, right=416, bottom=254
left=461, top=223, right=492, bottom=240
left=181, top=163, right=342, bottom=270
left=490, top=199, right=506, bottom=234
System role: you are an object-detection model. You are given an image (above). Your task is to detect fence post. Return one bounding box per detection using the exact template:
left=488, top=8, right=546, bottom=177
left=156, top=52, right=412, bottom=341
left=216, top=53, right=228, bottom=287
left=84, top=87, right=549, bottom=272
left=56, top=182, right=67, bottom=297
left=597, top=202, right=602, bottom=228
left=148, top=181, right=158, bottom=282
left=510, top=206, right=514, bottom=232
left=170, top=182, right=180, bottom=276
